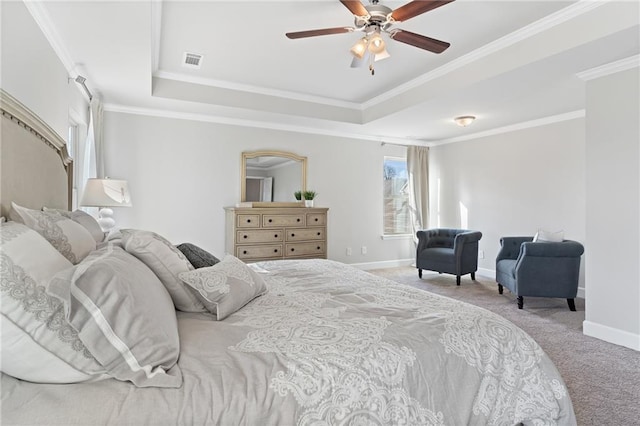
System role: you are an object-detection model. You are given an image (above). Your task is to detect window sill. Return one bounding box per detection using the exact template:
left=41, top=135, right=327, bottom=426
left=381, top=234, right=413, bottom=240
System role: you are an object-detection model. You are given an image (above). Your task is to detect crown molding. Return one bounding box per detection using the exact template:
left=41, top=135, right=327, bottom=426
left=154, top=70, right=362, bottom=110
left=432, top=110, right=586, bottom=146
left=362, top=0, right=606, bottom=109
left=103, top=102, right=428, bottom=147
left=576, top=54, right=640, bottom=81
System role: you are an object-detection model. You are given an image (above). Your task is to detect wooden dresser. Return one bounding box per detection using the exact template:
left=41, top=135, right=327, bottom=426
left=224, top=207, right=328, bottom=262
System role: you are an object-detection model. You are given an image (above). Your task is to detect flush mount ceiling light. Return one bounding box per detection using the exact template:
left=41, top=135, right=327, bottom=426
left=454, top=116, right=476, bottom=127
left=286, top=0, right=455, bottom=76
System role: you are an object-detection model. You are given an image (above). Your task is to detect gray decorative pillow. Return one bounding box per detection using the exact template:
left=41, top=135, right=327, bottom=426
left=48, top=243, right=183, bottom=388
left=176, top=243, right=220, bottom=269
left=0, top=221, right=107, bottom=383
left=178, top=255, right=268, bottom=320
left=121, top=229, right=206, bottom=313
left=10, top=202, right=96, bottom=264
left=43, top=207, right=106, bottom=243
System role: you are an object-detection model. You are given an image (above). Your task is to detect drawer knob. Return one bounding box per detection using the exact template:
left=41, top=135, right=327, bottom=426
left=243, top=235, right=248, bottom=239
left=317, top=232, right=321, bottom=236
left=291, top=233, right=295, bottom=237
left=243, top=250, right=247, bottom=255
left=315, top=218, right=319, bottom=222
left=269, top=219, right=272, bottom=223
left=274, top=234, right=278, bottom=238
left=274, top=249, right=278, bottom=253
left=247, top=219, right=251, bottom=223
left=317, top=246, right=321, bottom=250
left=291, top=248, right=295, bottom=252
left=297, top=218, right=301, bottom=222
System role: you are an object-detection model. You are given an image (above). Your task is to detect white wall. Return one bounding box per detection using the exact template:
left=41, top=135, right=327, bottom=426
left=428, top=118, right=587, bottom=289
left=0, top=1, right=88, bottom=139
left=103, top=111, right=414, bottom=266
left=584, top=66, right=640, bottom=351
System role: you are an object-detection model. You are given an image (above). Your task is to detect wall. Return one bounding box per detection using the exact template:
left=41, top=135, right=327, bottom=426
left=428, top=118, right=587, bottom=290
left=584, top=66, right=640, bottom=351
left=103, top=111, right=414, bottom=267
left=0, top=2, right=88, bottom=140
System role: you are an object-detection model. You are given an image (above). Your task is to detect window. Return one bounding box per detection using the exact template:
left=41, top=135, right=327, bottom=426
left=68, top=123, right=79, bottom=209
left=383, top=156, right=410, bottom=235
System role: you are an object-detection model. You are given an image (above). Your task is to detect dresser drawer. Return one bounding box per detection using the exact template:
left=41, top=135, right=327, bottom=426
left=285, top=228, right=325, bottom=242
left=237, top=214, right=261, bottom=228
left=263, top=214, right=305, bottom=227
left=285, top=242, right=326, bottom=258
left=306, top=213, right=326, bottom=226
left=237, top=229, right=284, bottom=244
left=236, top=244, right=282, bottom=260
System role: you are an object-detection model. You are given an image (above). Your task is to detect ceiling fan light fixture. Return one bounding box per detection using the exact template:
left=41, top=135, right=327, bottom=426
left=374, top=47, right=390, bottom=61
left=350, top=37, right=369, bottom=59
left=454, top=115, right=476, bottom=127
left=368, top=31, right=386, bottom=54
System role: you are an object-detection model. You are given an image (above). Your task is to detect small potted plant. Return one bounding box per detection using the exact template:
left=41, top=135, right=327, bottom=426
left=294, top=190, right=302, bottom=201
left=303, top=190, right=317, bottom=207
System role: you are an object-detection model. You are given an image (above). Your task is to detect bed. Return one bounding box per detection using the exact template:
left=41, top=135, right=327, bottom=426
left=0, top=90, right=576, bottom=425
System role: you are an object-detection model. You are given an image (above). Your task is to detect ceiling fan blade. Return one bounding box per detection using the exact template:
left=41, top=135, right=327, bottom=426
left=390, top=29, right=450, bottom=53
left=340, top=0, right=369, bottom=17
left=286, top=27, right=353, bottom=39
left=391, top=0, right=455, bottom=23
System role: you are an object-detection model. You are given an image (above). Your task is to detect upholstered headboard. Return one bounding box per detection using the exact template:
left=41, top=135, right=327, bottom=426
left=0, top=89, right=73, bottom=217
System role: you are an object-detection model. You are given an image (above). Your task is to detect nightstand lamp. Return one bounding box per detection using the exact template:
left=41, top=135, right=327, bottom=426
left=80, top=178, right=132, bottom=232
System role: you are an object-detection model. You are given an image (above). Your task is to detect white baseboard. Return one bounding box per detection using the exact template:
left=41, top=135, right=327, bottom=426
left=583, top=321, right=640, bottom=351
left=349, top=258, right=414, bottom=271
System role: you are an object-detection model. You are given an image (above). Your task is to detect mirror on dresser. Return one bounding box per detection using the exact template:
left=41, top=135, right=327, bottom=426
left=241, top=151, right=307, bottom=203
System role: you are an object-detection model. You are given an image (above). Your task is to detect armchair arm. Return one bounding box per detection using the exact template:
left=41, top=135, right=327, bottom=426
left=453, top=231, right=482, bottom=254
left=497, top=237, right=533, bottom=262
left=520, top=240, right=584, bottom=258
left=416, top=229, right=436, bottom=254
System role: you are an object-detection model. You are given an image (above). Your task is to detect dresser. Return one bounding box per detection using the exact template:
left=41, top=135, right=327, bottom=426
left=225, top=207, right=328, bottom=262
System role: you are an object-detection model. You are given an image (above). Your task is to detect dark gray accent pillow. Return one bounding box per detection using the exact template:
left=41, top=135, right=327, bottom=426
left=176, top=243, right=220, bottom=269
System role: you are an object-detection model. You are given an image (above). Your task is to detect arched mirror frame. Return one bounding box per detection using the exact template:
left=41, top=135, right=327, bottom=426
left=241, top=150, right=307, bottom=203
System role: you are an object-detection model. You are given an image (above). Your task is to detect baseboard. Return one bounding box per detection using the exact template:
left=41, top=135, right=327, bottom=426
left=350, top=258, right=414, bottom=271
left=583, top=321, right=640, bottom=351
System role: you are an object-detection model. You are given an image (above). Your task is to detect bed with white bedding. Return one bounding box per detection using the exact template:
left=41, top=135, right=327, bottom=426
left=0, top=90, right=576, bottom=425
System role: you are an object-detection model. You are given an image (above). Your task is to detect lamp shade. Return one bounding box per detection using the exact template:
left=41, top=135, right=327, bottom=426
left=80, top=178, right=132, bottom=207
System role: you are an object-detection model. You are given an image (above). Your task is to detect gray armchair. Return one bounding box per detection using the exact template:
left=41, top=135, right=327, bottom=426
left=496, top=237, right=584, bottom=310
left=416, top=228, right=483, bottom=285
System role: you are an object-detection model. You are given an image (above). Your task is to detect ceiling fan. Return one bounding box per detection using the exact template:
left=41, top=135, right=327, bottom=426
left=286, top=0, right=455, bottom=75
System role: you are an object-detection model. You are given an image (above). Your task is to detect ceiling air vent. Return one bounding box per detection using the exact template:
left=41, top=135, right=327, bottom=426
left=182, top=52, right=203, bottom=69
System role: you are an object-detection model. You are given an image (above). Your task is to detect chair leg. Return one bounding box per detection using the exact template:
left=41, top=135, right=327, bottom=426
left=498, top=283, right=503, bottom=294
left=517, top=296, right=524, bottom=309
left=567, top=299, right=576, bottom=311
left=471, top=272, right=476, bottom=281
left=418, top=269, right=422, bottom=279
left=456, top=275, right=461, bottom=286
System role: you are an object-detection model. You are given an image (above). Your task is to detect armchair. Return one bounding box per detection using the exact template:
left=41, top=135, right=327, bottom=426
left=496, top=237, right=584, bottom=310
left=416, top=228, right=483, bottom=285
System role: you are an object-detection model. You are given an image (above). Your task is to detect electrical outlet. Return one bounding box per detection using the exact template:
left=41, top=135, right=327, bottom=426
left=361, top=246, right=367, bottom=255
left=479, top=250, right=485, bottom=259
left=346, top=247, right=352, bottom=256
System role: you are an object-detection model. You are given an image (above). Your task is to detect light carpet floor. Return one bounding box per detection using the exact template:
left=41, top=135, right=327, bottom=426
left=367, top=266, right=640, bottom=426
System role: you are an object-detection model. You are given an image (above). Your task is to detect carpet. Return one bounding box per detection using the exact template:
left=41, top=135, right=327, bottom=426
left=367, top=266, right=640, bottom=426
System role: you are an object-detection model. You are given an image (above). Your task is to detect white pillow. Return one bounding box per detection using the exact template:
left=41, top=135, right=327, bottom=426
left=0, top=221, right=107, bottom=383
left=179, top=255, right=268, bottom=320
left=10, top=202, right=96, bottom=264
left=121, top=229, right=206, bottom=312
left=48, top=243, right=183, bottom=388
left=43, top=207, right=106, bottom=243
left=533, top=229, right=565, bottom=243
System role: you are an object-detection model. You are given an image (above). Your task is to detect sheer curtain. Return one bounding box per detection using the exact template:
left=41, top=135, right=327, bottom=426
left=78, top=97, right=104, bottom=210
left=407, top=146, right=429, bottom=244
